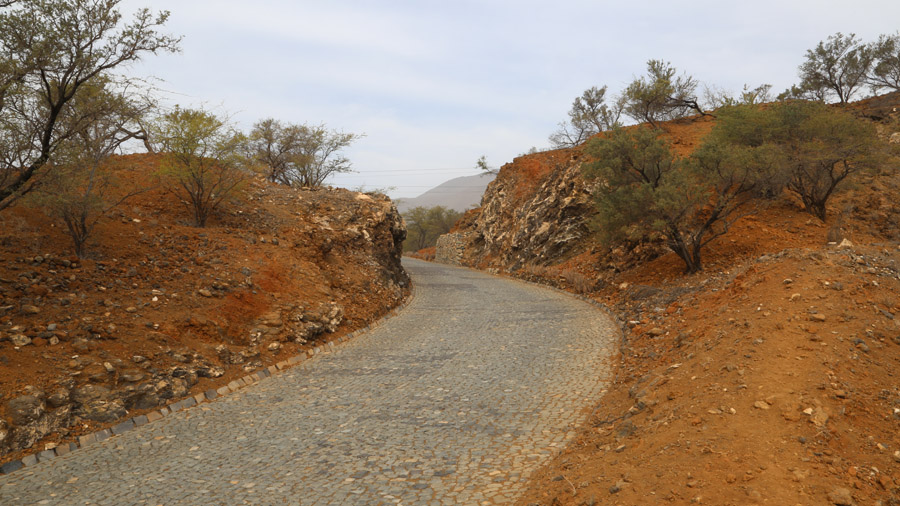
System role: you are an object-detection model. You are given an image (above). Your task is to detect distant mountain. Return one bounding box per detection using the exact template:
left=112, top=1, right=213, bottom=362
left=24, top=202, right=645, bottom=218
left=396, top=173, right=495, bottom=213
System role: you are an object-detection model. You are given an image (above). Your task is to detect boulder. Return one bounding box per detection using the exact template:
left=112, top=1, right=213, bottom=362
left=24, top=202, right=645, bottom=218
left=80, top=399, right=126, bottom=423
left=6, top=395, right=45, bottom=426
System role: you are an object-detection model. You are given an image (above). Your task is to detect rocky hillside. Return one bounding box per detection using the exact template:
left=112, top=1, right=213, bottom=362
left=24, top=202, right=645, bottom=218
left=455, top=117, right=714, bottom=272
left=448, top=95, right=900, bottom=505
left=0, top=153, right=409, bottom=464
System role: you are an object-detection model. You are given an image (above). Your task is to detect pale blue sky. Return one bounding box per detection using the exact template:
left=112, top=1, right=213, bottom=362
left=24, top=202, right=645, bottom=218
left=121, top=0, right=900, bottom=198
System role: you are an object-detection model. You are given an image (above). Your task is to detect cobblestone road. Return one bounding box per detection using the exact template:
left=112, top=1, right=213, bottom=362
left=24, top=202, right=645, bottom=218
left=0, top=259, right=616, bottom=505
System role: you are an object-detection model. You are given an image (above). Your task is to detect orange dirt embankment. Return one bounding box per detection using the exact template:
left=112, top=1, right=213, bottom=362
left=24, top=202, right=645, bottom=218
left=0, top=153, right=409, bottom=465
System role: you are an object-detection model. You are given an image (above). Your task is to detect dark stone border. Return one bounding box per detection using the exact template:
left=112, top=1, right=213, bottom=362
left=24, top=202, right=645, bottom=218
left=0, top=289, right=416, bottom=476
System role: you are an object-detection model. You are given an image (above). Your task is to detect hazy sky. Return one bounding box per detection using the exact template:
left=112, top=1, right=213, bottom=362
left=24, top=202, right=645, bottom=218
left=120, top=0, right=900, bottom=198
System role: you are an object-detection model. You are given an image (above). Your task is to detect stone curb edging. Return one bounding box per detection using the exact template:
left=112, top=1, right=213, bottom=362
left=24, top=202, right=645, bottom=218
left=0, top=288, right=416, bottom=477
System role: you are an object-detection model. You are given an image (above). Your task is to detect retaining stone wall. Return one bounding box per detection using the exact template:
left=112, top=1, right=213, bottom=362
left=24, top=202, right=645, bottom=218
left=435, top=233, right=468, bottom=265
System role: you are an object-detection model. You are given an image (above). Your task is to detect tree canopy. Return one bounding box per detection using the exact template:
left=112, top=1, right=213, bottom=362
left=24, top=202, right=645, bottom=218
left=0, top=0, right=179, bottom=211
left=247, top=119, right=360, bottom=188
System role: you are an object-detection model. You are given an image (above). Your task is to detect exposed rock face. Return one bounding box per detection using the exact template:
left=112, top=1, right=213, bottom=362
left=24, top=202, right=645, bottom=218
left=456, top=148, right=596, bottom=271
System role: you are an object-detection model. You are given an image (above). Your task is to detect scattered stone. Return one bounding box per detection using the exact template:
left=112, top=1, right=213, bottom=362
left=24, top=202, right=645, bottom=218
left=753, top=401, right=770, bottom=410
left=810, top=314, right=826, bottom=322
left=21, top=305, right=40, bottom=315
left=120, top=370, right=146, bottom=382
left=10, top=334, right=32, bottom=347
left=48, top=336, right=59, bottom=346
left=198, top=289, right=212, bottom=298
left=609, top=480, right=627, bottom=494
left=827, top=487, right=855, bottom=505
left=810, top=408, right=829, bottom=427
left=132, top=355, right=147, bottom=364
left=267, top=342, right=282, bottom=352
left=837, top=239, right=854, bottom=249
left=647, top=327, right=664, bottom=337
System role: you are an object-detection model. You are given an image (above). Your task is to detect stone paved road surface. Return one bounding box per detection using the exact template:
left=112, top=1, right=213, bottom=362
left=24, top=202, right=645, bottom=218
left=0, top=259, right=616, bottom=505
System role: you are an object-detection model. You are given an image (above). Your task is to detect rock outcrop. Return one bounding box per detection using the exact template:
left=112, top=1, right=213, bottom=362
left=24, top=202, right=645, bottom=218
left=456, top=148, right=596, bottom=271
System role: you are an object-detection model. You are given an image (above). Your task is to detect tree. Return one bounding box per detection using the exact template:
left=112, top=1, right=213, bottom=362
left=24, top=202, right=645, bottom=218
left=712, top=101, right=880, bottom=220
left=32, top=78, right=151, bottom=257
left=549, top=85, right=624, bottom=148
left=0, top=0, right=179, bottom=211
left=623, top=60, right=706, bottom=128
left=246, top=118, right=305, bottom=185
left=153, top=107, right=246, bottom=227
left=772, top=101, right=880, bottom=219
left=797, top=32, right=873, bottom=104
left=475, top=155, right=497, bottom=175
left=583, top=126, right=767, bottom=273
left=247, top=119, right=360, bottom=188
left=704, top=84, right=773, bottom=110
left=870, top=32, right=900, bottom=93
left=402, top=205, right=462, bottom=252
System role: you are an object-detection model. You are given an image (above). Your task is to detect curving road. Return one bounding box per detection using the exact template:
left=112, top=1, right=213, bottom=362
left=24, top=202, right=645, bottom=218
left=0, top=259, right=616, bottom=505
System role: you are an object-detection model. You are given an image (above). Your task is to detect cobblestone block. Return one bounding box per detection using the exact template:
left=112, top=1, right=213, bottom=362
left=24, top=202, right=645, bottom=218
left=37, top=449, right=56, bottom=462
left=0, top=460, right=23, bottom=474
left=111, top=419, right=134, bottom=435
left=78, top=433, right=97, bottom=447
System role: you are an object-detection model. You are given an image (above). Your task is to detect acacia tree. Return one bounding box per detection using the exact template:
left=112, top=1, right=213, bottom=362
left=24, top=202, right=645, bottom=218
left=549, top=85, right=624, bottom=148
left=246, top=118, right=304, bottom=185
left=796, top=32, right=873, bottom=104
left=34, top=79, right=150, bottom=257
left=713, top=101, right=880, bottom=220
left=247, top=118, right=360, bottom=188
left=623, top=60, right=706, bottom=128
left=774, top=101, right=880, bottom=219
left=870, top=32, right=900, bottom=92
left=0, top=0, right=179, bottom=211
left=153, top=107, right=245, bottom=227
left=293, top=124, right=359, bottom=187
left=583, top=126, right=768, bottom=273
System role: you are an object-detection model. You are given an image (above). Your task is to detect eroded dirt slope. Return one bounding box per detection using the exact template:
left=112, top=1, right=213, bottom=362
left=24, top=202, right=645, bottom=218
left=0, top=153, right=409, bottom=464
